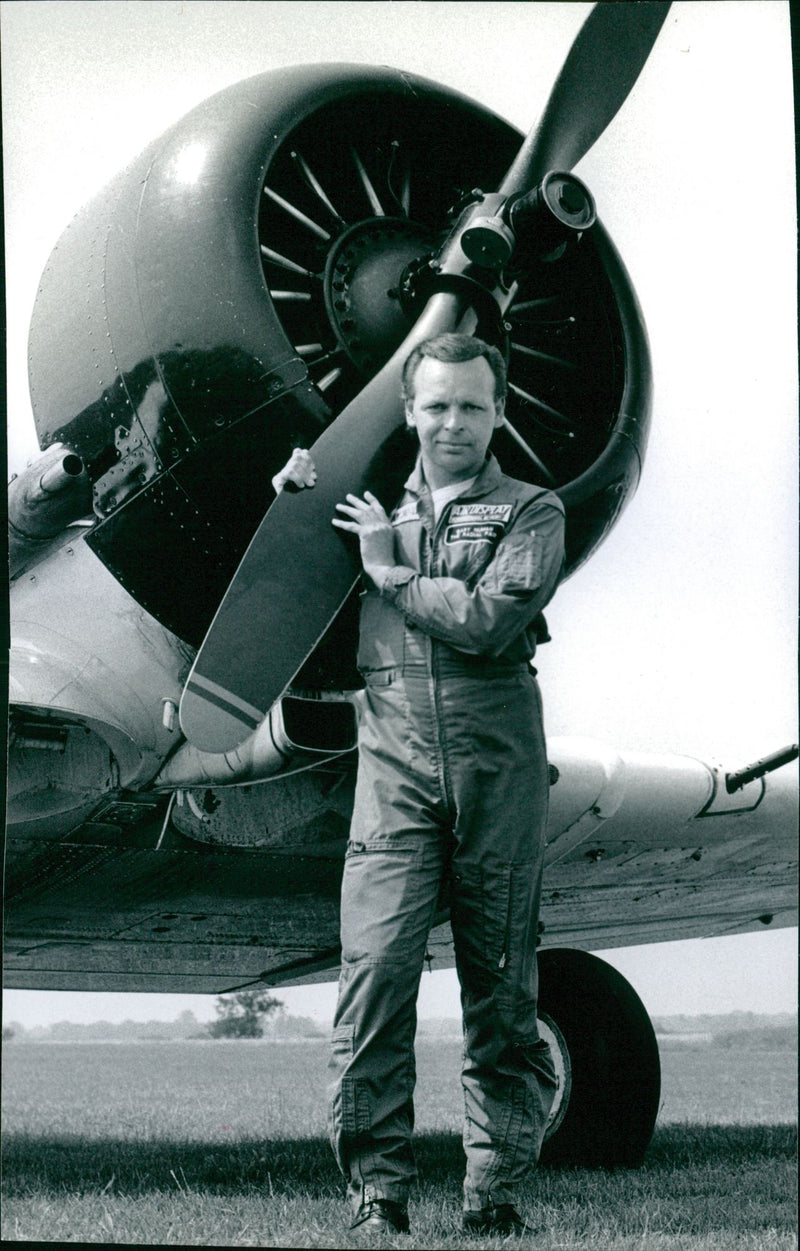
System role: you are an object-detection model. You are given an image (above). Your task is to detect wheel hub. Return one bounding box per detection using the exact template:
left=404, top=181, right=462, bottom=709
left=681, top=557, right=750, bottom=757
left=538, top=1010, right=573, bottom=1139
left=323, top=217, right=435, bottom=376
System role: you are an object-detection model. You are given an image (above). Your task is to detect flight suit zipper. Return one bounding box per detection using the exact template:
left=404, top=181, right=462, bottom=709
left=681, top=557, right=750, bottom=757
left=427, top=493, right=458, bottom=816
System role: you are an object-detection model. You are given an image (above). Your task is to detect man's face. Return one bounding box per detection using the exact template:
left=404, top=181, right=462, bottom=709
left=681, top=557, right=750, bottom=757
left=404, top=356, right=505, bottom=490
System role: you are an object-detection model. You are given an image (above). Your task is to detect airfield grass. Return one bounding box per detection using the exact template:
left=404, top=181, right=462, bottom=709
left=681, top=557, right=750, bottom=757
left=1, top=1040, right=796, bottom=1248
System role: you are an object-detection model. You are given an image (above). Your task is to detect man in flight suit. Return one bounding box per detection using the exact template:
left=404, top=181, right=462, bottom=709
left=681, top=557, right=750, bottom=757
left=297, top=333, right=564, bottom=1238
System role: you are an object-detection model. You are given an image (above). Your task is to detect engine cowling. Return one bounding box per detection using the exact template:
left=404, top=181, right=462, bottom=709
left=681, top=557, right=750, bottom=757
left=28, top=64, right=650, bottom=682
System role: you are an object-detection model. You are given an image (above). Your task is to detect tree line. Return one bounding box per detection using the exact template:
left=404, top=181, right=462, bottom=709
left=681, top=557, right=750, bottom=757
left=3, top=990, right=325, bottom=1042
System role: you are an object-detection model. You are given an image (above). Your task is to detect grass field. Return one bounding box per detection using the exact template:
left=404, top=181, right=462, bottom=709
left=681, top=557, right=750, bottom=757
left=1, top=1039, right=796, bottom=1247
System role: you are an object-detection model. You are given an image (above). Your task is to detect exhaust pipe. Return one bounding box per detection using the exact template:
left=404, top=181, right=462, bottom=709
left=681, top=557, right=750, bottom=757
left=9, top=444, right=92, bottom=577
left=153, top=692, right=358, bottom=788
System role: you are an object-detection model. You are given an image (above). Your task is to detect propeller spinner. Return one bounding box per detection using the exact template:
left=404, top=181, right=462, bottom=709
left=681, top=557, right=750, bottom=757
left=179, top=1, right=671, bottom=753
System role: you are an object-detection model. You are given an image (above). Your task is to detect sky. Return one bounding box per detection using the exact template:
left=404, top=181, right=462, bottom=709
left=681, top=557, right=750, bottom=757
left=1, top=2, right=797, bottom=1029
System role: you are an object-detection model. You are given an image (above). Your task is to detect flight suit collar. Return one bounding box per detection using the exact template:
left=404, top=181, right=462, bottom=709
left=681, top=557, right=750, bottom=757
left=403, top=453, right=503, bottom=501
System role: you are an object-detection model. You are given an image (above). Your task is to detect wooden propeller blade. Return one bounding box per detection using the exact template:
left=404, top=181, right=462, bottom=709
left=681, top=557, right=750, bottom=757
left=500, top=1, right=671, bottom=196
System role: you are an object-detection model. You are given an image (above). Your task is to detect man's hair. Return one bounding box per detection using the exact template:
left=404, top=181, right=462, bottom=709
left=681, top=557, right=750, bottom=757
left=401, top=333, right=507, bottom=403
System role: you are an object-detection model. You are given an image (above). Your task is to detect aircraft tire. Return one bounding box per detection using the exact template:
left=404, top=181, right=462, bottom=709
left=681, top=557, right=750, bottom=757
left=537, top=947, right=661, bottom=1168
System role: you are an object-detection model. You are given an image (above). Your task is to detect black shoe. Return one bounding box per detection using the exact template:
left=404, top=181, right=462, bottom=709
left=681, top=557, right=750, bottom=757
left=350, top=1198, right=410, bottom=1238
left=462, top=1202, right=527, bottom=1236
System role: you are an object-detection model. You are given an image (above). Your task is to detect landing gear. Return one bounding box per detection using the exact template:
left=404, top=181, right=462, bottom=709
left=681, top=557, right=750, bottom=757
left=538, top=948, right=661, bottom=1167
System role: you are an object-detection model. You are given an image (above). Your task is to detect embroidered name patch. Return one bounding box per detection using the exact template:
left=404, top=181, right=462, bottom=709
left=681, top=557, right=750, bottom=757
left=445, top=521, right=505, bottom=544
left=392, top=502, right=419, bottom=526
left=444, top=504, right=512, bottom=545
left=448, top=503, right=513, bottom=522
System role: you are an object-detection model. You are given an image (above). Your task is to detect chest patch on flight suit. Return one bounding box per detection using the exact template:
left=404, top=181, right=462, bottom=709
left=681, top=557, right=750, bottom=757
left=444, top=502, right=512, bottom=545
left=392, top=502, right=420, bottom=526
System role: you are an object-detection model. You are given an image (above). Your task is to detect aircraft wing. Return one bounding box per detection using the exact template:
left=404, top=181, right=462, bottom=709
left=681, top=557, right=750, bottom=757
left=4, top=735, right=796, bottom=994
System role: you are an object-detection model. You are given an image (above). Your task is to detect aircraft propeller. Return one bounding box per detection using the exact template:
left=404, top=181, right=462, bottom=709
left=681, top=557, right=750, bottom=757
left=179, top=1, right=671, bottom=754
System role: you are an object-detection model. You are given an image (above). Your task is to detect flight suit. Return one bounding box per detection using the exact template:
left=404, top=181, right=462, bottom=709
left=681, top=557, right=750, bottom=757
left=328, top=452, right=564, bottom=1214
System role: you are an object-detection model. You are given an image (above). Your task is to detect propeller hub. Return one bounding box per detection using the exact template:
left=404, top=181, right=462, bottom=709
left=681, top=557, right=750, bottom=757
left=459, top=215, right=516, bottom=268
left=323, top=217, right=436, bottom=377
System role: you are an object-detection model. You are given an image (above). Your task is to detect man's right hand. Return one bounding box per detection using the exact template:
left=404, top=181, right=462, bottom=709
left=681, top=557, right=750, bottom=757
left=271, top=448, right=317, bottom=494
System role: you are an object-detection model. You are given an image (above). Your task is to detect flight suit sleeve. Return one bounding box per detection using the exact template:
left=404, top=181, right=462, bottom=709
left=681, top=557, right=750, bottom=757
left=377, top=497, right=565, bottom=656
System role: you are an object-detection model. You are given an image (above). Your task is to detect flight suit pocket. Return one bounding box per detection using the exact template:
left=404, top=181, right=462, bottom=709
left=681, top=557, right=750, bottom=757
left=484, top=534, right=543, bottom=593
left=444, top=536, right=498, bottom=586
left=356, top=590, right=405, bottom=674
left=450, top=863, right=510, bottom=994
left=340, top=839, right=425, bottom=963
left=363, top=670, right=394, bottom=687
left=330, top=1024, right=372, bottom=1138
left=500, top=861, right=536, bottom=963
left=451, top=861, right=536, bottom=998
left=496, top=860, right=540, bottom=1018
left=331, top=1022, right=355, bottom=1056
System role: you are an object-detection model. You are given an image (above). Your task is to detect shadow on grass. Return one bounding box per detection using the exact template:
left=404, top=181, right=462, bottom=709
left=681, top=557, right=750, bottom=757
left=2, top=1124, right=796, bottom=1199
left=644, top=1122, right=798, bottom=1168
